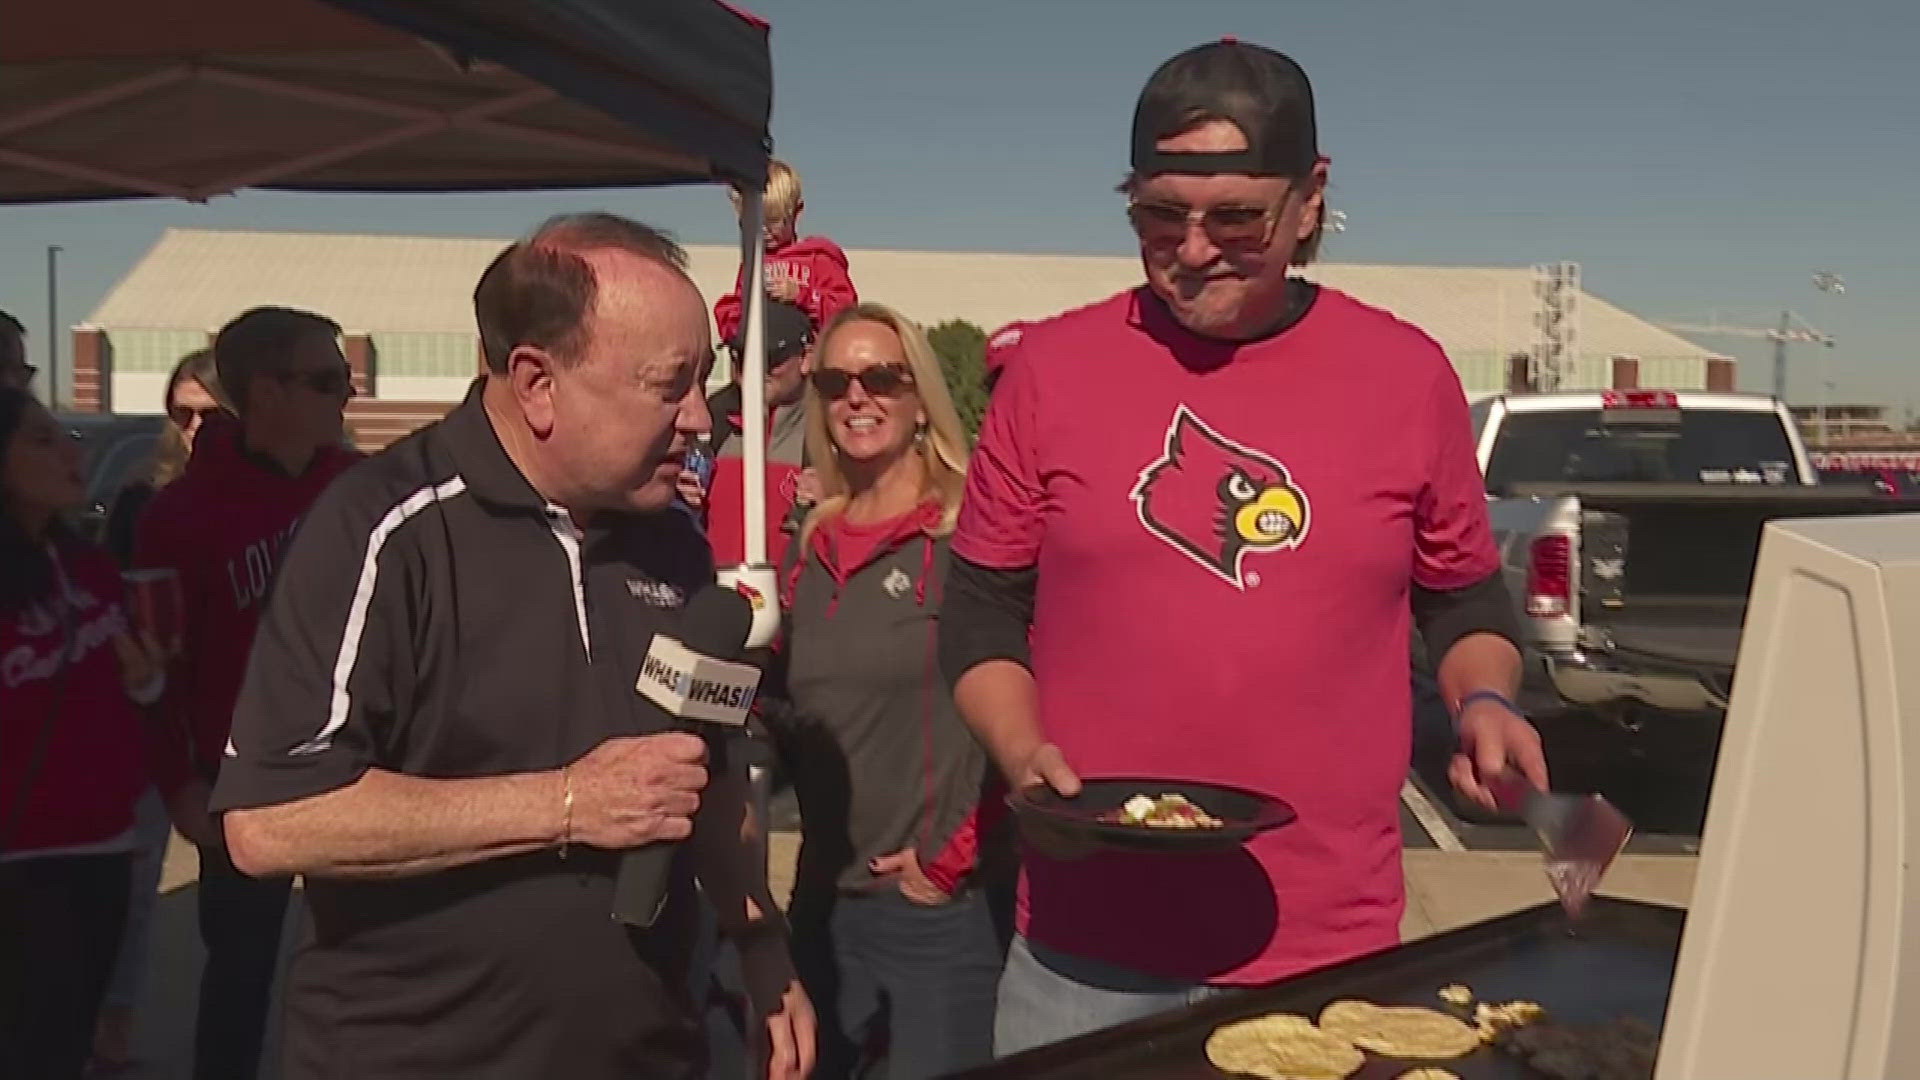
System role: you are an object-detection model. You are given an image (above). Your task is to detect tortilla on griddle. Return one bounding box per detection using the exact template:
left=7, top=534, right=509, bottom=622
left=1205, top=1013, right=1365, bottom=1079
left=1318, top=1000, right=1479, bottom=1060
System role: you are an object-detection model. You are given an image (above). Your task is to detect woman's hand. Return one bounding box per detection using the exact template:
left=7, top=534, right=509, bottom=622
left=869, top=847, right=951, bottom=906
left=111, top=630, right=166, bottom=700
left=792, top=467, right=822, bottom=507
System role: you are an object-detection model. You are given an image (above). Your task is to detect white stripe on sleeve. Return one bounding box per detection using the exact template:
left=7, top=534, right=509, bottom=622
left=289, top=476, right=466, bottom=757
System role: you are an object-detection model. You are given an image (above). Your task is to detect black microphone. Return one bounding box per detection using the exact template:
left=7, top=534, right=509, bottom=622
left=612, top=585, right=759, bottom=927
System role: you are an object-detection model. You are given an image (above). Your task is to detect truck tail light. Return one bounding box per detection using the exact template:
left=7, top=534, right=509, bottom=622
left=1601, top=389, right=1680, bottom=410
left=1526, top=534, right=1573, bottom=618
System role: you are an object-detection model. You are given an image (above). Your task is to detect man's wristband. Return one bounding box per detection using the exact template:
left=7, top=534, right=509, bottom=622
left=1453, top=689, right=1521, bottom=726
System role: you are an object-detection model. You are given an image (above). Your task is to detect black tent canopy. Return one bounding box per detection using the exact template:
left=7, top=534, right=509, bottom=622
left=0, top=0, right=773, bottom=202
left=2, top=0, right=789, bottom=593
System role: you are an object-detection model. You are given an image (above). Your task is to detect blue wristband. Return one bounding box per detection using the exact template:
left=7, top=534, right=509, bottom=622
left=1453, top=689, right=1520, bottom=726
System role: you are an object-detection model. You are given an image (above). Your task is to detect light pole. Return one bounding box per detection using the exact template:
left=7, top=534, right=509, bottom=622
left=45, top=245, right=62, bottom=409
left=1813, top=271, right=1845, bottom=447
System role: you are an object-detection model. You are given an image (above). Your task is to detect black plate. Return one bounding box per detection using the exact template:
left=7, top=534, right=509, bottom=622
left=1008, top=778, right=1297, bottom=854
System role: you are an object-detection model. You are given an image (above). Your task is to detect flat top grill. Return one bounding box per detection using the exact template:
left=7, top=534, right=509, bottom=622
left=952, top=897, right=1684, bottom=1080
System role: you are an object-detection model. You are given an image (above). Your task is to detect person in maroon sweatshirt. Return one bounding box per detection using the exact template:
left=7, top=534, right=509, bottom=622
left=134, top=306, right=358, bottom=1080
left=0, top=387, right=166, bottom=1079
left=762, top=304, right=1009, bottom=1080
left=712, top=158, right=858, bottom=347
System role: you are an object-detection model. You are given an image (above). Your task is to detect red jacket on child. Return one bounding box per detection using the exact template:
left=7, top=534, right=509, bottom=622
left=713, top=236, right=857, bottom=343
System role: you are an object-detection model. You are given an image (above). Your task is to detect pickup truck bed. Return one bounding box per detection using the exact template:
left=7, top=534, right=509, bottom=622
left=1595, top=596, right=1745, bottom=671
left=1500, top=481, right=1917, bottom=711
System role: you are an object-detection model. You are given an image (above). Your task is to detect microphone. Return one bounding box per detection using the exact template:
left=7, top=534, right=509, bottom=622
left=612, top=585, right=761, bottom=927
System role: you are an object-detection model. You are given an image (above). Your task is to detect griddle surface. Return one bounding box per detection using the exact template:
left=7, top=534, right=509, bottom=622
left=952, top=897, right=1683, bottom=1079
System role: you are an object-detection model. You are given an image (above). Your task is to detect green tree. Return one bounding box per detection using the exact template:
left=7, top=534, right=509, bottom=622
left=927, top=318, right=990, bottom=438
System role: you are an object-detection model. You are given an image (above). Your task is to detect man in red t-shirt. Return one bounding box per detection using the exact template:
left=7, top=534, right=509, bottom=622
left=938, top=40, right=1548, bottom=1055
left=134, top=306, right=359, bottom=1079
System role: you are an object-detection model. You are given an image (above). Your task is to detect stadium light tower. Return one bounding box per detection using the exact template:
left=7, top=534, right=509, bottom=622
left=1813, top=271, right=1846, bottom=446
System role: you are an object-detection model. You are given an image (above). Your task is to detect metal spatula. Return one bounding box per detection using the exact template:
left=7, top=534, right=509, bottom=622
left=1490, top=774, right=1634, bottom=919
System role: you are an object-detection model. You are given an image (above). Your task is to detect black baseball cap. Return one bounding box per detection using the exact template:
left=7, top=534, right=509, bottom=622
left=1131, top=38, right=1318, bottom=178
left=725, top=298, right=814, bottom=365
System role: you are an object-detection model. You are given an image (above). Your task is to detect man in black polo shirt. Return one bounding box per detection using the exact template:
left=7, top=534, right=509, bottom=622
left=213, top=213, right=814, bottom=1080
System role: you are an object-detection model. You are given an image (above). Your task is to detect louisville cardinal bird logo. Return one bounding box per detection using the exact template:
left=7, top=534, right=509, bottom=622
left=1130, top=405, right=1310, bottom=589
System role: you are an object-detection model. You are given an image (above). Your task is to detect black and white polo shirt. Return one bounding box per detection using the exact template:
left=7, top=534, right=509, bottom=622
left=212, top=381, right=713, bottom=1080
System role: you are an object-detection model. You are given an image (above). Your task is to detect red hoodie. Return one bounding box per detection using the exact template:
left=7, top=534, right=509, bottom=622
left=133, top=416, right=359, bottom=797
left=712, top=236, right=858, bottom=343
left=0, top=540, right=149, bottom=854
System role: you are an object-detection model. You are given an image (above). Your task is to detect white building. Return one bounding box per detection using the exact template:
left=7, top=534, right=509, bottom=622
left=73, top=228, right=1726, bottom=446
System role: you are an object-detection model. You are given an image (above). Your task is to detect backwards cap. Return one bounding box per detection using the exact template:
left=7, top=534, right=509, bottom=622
left=1130, top=38, right=1319, bottom=178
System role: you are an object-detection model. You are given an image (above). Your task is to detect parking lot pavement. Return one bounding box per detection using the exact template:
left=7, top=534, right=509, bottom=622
left=1399, top=849, right=1696, bottom=941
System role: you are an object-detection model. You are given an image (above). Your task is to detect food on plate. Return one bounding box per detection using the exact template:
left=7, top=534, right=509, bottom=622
left=1396, top=1070, right=1461, bottom=1080
left=1437, top=984, right=1473, bottom=1007
left=1204, top=1013, right=1364, bottom=1080
left=1473, top=999, right=1547, bottom=1043
left=1317, top=1000, right=1479, bottom=1059
left=1498, top=1015, right=1658, bottom=1080
left=1097, top=792, right=1225, bottom=829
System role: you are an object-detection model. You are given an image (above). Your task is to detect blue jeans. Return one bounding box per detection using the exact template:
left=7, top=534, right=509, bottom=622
left=994, top=935, right=1223, bottom=1057
left=788, top=885, right=1004, bottom=1080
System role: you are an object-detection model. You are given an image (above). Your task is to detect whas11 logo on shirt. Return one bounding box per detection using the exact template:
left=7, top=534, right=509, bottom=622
left=1128, top=405, right=1311, bottom=591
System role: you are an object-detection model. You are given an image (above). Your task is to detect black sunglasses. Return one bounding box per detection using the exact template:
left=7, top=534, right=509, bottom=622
left=1126, top=199, right=1285, bottom=248
left=169, top=405, right=223, bottom=427
left=809, top=364, right=915, bottom=400
left=276, top=366, right=353, bottom=396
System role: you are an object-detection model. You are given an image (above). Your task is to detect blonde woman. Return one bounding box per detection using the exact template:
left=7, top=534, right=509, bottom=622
left=103, top=348, right=225, bottom=566
left=765, top=303, right=1006, bottom=1079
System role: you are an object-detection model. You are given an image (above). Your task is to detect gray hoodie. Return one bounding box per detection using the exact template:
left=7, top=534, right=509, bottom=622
left=771, top=504, right=997, bottom=896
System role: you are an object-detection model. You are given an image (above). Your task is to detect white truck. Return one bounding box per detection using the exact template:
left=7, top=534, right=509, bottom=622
left=1473, top=389, right=1902, bottom=731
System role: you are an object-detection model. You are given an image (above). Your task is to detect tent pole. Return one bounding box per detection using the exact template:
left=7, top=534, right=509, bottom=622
left=738, top=188, right=769, bottom=567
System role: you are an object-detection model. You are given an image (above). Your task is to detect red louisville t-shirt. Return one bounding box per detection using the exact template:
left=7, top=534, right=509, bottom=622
left=135, top=419, right=360, bottom=797
left=953, top=285, right=1498, bottom=986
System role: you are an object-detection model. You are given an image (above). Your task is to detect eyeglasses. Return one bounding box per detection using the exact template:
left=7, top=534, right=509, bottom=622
left=809, top=364, right=914, bottom=400
left=169, top=405, right=223, bottom=428
left=276, top=366, right=353, bottom=396
left=1126, top=199, right=1286, bottom=248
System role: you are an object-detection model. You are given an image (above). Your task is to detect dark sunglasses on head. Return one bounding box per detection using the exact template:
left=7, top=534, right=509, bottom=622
left=1126, top=199, right=1284, bottom=248
left=169, top=405, right=223, bottom=427
left=809, top=364, right=914, bottom=400
left=276, top=366, right=353, bottom=396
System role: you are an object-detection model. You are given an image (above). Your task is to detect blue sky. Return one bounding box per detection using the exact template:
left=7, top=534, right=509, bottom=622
left=3, top=0, right=1914, bottom=407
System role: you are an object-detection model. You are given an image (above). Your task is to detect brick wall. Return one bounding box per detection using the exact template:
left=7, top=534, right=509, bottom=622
left=70, top=328, right=109, bottom=412
left=1506, top=353, right=1533, bottom=393
left=1611, top=356, right=1641, bottom=390
left=1705, top=357, right=1737, bottom=392
left=343, top=332, right=375, bottom=397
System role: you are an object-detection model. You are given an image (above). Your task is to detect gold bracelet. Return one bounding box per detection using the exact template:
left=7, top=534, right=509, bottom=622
left=559, top=765, right=575, bottom=859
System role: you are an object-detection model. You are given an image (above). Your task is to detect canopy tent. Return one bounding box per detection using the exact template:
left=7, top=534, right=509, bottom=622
left=0, top=0, right=771, bottom=198
left=1, top=0, right=787, bottom=614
